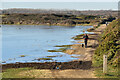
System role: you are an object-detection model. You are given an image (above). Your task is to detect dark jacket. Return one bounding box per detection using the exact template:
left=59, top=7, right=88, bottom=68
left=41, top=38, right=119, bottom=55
left=83, top=35, right=89, bottom=41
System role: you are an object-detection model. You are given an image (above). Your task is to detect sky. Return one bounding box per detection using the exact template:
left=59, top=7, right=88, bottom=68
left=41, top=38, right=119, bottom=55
left=0, top=0, right=119, bottom=10
left=1, top=2, right=118, bottom=10
left=1, top=0, right=120, bottom=2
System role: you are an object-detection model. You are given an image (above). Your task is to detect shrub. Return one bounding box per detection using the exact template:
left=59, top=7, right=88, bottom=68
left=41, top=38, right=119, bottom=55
left=93, top=19, right=120, bottom=67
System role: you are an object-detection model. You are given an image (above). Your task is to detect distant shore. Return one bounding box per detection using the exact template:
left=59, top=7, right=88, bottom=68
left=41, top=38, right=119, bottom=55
left=2, top=13, right=116, bottom=27
left=2, top=23, right=93, bottom=27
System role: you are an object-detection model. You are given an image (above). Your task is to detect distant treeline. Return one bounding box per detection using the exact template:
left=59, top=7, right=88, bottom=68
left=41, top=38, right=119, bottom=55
left=1, top=9, right=118, bottom=17
left=2, top=13, right=116, bottom=26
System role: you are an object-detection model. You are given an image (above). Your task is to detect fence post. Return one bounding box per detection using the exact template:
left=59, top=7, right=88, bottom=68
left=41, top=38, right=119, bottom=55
left=103, top=55, right=107, bottom=74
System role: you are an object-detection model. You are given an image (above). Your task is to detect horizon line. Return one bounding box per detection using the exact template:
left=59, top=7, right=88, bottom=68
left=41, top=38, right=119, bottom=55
left=0, top=8, right=118, bottom=11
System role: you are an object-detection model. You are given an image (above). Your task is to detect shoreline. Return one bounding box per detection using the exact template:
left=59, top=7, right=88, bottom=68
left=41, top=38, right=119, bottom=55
left=65, top=24, right=107, bottom=61
left=2, top=61, right=92, bottom=70
left=2, top=23, right=108, bottom=78
left=1, top=23, right=93, bottom=27
left=2, top=24, right=94, bottom=69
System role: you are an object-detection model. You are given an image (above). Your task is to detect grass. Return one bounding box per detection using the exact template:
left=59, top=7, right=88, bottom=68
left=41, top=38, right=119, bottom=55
left=47, top=50, right=60, bottom=52
left=87, top=24, right=101, bottom=32
left=94, top=66, right=118, bottom=78
left=47, top=47, right=68, bottom=52
left=93, top=20, right=119, bottom=67
left=76, top=23, right=93, bottom=26
left=20, top=55, right=27, bottom=57
left=72, top=34, right=84, bottom=40
left=2, top=68, right=33, bottom=78
left=2, top=68, right=56, bottom=78
left=35, top=58, right=53, bottom=61
left=93, top=19, right=120, bottom=78
left=54, top=45, right=72, bottom=47
left=46, top=55, right=58, bottom=57
left=87, top=28, right=95, bottom=32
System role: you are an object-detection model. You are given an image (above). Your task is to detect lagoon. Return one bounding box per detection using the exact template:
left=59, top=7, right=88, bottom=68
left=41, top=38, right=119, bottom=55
left=2, top=25, right=93, bottom=64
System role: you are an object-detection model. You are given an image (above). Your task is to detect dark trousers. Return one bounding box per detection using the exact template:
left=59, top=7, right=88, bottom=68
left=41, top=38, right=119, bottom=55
left=84, top=40, right=88, bottom=48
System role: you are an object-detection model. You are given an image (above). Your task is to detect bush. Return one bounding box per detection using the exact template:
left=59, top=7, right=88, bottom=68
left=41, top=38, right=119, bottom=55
left=93, top=19, right=120, bottom=67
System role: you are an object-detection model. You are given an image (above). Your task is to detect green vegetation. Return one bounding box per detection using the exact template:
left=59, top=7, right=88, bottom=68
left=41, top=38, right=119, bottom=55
left=94, top=66, right=118, bottom=78
left=46, top=56, right=58, bottom=57
left=47, top=50, right=60, bottom=52
left=47, top=47, right=68, bottom=52
left=87, top=23, right=101, bottom=32
left=48, top=44, right=72, bottom=53
left=20, top=55, right=27, bottom=57
left=35, top=58, right=53, bottom=61
left=54, top=45, right=72, bottom=47
left=2, top=68, right=33, bottom=78
left=93, top=19, right=120, bottom=78
left=87, top=28, right=95, bottom=32
left=2, top=68, right=56, bottom=78
left=2, top=13, right=115, bottom=26
left=72, top=34, right=84, bottom=40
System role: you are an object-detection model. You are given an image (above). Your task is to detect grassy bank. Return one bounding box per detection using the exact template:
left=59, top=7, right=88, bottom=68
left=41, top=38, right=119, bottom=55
left=2, top=68, right=55, bottom=78
left=2, top=68, right=34, bottom=78
left=93, top=19, right=120, bottom=78
left=2, top=13, right=115, bottom=26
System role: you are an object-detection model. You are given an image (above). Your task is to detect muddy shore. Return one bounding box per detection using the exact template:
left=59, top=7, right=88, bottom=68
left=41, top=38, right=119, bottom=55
left=2, top=61, right=92, bottom=70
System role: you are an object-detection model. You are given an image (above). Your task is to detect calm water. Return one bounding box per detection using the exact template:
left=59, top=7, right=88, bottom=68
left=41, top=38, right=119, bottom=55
left=2, top=25, right=93, bottom=64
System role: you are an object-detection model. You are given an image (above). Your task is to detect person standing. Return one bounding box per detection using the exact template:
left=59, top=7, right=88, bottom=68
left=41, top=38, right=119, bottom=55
left=83, top=34, right=89, bottom=48
left=106, top=22, right=108, bottom=26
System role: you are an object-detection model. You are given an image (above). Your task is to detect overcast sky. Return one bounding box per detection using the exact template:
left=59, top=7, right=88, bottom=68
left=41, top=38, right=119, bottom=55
left=1, top=0, right=120, bottom=2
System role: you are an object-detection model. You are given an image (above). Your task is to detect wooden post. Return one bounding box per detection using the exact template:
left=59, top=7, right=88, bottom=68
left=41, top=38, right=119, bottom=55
left=103, top=55, right=107, bottom=74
